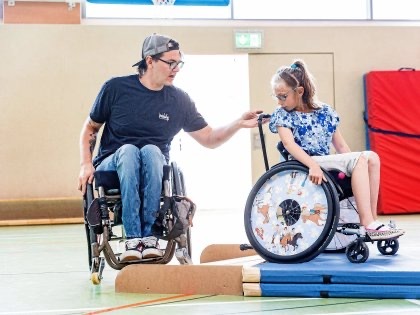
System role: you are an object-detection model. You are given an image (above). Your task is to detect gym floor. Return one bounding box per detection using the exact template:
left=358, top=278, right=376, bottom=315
left=1, top=209, right=420, bottom=315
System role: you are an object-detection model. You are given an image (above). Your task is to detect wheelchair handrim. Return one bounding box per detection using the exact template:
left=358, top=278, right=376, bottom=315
left=244, top=162, right=340, bottom=263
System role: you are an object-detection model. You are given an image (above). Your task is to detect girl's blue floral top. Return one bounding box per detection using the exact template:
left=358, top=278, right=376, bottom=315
left=269, top=104, right=339, bottom=156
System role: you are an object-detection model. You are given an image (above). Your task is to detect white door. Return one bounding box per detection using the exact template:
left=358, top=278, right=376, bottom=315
left=172, top=54, right=251, bottom=210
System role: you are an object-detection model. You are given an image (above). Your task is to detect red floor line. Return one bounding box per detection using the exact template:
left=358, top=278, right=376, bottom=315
left=84, top=294, right=193, bottom=314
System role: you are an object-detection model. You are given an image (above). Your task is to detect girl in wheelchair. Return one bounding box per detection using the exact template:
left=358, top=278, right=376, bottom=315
left=268, top=59, right=404, bottom=241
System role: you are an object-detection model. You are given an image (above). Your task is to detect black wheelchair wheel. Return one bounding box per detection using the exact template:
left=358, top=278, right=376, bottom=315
left=171, top=161, right=192, bottom=258
left=83, top=184, right=96, bottom=270
left=377, top=239, right=399, bottom=255
left=244, top=161, right=340, bottom=263
left=186, top=227, right=192, bottom=258
left=346, top=239, right=369, bottom=263
left=171, top=161, right=185, bottom=196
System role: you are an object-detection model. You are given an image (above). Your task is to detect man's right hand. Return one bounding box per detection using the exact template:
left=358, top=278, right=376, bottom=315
left=78, top=163, right=95, bottom=195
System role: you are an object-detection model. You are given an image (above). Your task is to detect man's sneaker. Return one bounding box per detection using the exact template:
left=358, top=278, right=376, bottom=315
left=366, top=221, right=405, bottom=241
left=119, top=238, right=143, bottom=263
left=141, top=236, right=163, bottom=259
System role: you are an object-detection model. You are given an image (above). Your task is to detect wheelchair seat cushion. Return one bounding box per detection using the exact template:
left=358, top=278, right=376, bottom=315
left=94, top=171, right=120, bottom=191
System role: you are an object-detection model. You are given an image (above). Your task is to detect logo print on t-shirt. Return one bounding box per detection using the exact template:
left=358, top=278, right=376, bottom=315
left=159, top=113, right=169, bottom=121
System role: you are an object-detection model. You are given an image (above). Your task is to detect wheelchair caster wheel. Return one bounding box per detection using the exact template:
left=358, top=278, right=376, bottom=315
left=90, top=257, right=105, bottom=285
left=91, top=272, right=102, bottom=285
left=346, top=240, right=369, bottom=263
left=175, top=247, right=193, bottom=265
left=377, top=239, right=399, bottom=255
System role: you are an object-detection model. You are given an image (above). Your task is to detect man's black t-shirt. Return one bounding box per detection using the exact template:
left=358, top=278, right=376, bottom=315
left=90, top=75, right=208, bottom=167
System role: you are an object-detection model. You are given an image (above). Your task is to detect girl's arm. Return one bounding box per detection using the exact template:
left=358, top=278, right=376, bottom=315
left=332, top=129, right=351, bottom=154
left=278, top=127, right=326, bottom=185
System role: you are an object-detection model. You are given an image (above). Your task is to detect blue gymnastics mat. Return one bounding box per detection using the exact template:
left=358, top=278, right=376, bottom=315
left=257, top=283, right=420, bottom=299
left=242, top=247, right=420, bottom=298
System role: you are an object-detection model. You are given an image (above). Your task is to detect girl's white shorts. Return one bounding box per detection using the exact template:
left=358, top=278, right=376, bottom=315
left=312, top=151, right=373, bottom=177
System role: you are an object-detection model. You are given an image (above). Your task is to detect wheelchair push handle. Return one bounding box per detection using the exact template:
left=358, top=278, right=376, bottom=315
left=257, top=113, right=271, bottom=172
left=258, top=113, right=271, bottom=122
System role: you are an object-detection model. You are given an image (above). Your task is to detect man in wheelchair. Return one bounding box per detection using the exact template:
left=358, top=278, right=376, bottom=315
left=78, top=33, right=263, bottom=263
left=268, top=59, right=404, bottom=241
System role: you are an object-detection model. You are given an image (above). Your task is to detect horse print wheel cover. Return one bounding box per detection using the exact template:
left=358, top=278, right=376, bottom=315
left=245, top=162, right=337, bottom=263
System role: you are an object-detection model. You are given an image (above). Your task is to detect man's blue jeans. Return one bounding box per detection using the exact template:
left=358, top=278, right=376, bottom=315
left=96, top=144, right=166, bottom=238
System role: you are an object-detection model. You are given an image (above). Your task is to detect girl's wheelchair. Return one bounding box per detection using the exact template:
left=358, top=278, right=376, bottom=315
left=243, top=114, right=400, bottom=264
left=83, top=161, right=194, bottom=285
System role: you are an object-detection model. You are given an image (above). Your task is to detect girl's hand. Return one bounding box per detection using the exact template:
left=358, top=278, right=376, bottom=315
left=308, top=164, right=326, bottom=185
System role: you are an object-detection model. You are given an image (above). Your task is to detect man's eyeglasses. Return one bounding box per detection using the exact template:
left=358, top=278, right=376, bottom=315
left=272, top=88, right=296, bottom=102
left=158, top=58, right=184, bottom=70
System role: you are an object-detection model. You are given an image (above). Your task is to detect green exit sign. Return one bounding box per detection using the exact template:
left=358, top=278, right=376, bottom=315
left=234, top=31, right=263, bottom=49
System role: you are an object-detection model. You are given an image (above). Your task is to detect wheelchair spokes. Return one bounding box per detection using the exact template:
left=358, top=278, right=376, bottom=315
left=324, top=197, right=359, bottom=252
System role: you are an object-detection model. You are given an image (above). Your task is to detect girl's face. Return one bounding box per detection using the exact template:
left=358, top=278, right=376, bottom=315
left=272, top=81, right=302, bottom=112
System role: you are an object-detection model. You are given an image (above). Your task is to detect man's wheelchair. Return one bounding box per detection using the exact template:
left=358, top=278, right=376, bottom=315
left=83, top=161, right=194, bottom=285
left=243, top=114, right=400, bottom=264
